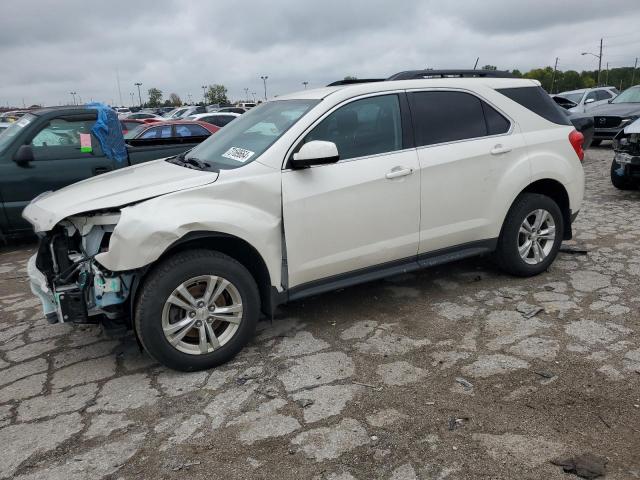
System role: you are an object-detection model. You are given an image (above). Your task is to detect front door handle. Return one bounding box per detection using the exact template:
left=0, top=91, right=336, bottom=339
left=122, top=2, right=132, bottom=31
left=93, top=167, right=111, bottom=176
left=385, top=167, right=413, bottom=179
left=490, top=144, right=512, bottom=155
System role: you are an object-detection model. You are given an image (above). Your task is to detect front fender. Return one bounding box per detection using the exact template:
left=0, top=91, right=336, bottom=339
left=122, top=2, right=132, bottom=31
left=95, top=168, right=283, bottom=289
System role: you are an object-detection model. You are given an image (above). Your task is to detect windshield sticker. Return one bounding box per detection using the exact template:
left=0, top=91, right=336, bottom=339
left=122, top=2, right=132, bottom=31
left=79, top=133, right=93, bottom=153
left=222, top=147, right=255, bottom=163
left=16, top=118, right=30, bottom=128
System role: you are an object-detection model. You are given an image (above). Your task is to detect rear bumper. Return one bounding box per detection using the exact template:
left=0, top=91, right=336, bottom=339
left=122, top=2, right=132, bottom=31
left=593, top=127, right=622, bottom=140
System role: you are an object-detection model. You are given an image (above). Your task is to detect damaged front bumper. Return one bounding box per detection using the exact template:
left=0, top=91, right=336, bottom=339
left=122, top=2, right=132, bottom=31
left=28, top=213, right=136, bottom=326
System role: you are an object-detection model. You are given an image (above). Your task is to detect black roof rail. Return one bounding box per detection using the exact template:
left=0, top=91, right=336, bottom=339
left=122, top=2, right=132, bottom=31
left=387, top=69, right=514, bottom=80
left=326, top=78, right=385, bottom=87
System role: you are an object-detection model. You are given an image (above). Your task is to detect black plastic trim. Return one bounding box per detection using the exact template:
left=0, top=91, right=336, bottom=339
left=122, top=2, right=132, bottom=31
left=285, top=238, right=497, bottom=303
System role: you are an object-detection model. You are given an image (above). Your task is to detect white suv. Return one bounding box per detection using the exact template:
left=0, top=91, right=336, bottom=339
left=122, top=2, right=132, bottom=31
left=24, top=70, right=585, bottom=371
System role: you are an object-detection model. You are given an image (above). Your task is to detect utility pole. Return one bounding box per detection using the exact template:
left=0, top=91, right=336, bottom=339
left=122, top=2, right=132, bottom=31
left=69, top=91, right=77, bottom=105
left=260, top=76, right=268, bottom=101
left=201, top=85, right=207, bottom=105
left=605, top=62, right=609, bottom=85
left=597, top=38, right=603, bottom=86
left=302, top=81, right=309, bottom=89
left=129, top=92, right=134, bottom=107
left=251, top=92, right=257, bottom=102
left=550, top=57, right=559, bottom=93
left=134, top=82, right=143, bottom=107
left=116, top=69, right=123, bottom=107
left=632, top=57, right=638, bottom=86
left=473, top=57, right=479, bottom=70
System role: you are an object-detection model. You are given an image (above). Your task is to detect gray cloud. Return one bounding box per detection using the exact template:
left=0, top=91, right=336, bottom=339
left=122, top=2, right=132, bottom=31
left=1, top=0, right=639, bottom=106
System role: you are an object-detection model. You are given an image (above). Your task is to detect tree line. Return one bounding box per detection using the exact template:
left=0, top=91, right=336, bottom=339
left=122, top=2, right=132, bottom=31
left=483, top=65, right=639, bottom=93
left=144, top=84, right=230, bottom=108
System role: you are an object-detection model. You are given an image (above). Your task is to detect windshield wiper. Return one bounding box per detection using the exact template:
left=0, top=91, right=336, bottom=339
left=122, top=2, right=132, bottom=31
left=184, top=157, right=213, bottom=170
left=166, top=152, right=216, bottom=171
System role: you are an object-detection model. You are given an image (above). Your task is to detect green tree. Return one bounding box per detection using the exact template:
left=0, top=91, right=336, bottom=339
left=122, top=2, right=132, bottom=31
left=147, top=88, right=163, bottom=107
left=169, top=93, right=182, bottom=106
left=343, top=75, right=358, bottom=80
left=205, top=84, right=229, bottom=105
left=511, top=69, right=523, bottom=78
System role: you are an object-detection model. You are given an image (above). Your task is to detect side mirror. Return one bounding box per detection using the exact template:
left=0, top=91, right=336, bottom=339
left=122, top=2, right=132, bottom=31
left=14, top=144, right=34, bottom=166
left=584, top=98, right=596, bottom=104
left=291, top=140, right=339, bottom=168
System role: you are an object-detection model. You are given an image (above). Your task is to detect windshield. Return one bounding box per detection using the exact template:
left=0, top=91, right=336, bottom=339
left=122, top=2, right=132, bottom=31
left=184, top=99, right=318, bottom=170
left=0, top=113, right=36, bottom=153
left=124, top=125, right=146, bottom=139
left=558, top=92, right=584, bottom=103
left=612, top=87, right=640, bottom=104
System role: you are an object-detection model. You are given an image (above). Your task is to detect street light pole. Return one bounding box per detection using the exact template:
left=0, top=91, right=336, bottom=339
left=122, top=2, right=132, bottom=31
left=201, top=85, right=207, bottom=105
left=632, top=57, right=638, bottom=87
left=251, top=92, right=256, bottom=102
left=129, top=92, right=134, bottom=107
left=581, top=47, right=603, bottom=87
left=134, top=82, right=143, bottom=107
left=69, top=91, right=77, bottom=105
left=550, top=57, right=559, bottom=94
left=302, top=81, right=308, bottom=89
left=244, top=88, right=249, bottom=101
left=260, top=76, right=268, bottom=101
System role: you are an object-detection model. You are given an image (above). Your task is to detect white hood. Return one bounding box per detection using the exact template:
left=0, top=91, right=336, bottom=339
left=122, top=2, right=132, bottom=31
left=23, top=159, right=219, bottom=232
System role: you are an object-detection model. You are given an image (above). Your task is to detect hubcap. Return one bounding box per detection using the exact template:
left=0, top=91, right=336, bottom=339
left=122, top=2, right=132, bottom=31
left=517, top=209, right=556, bottom=265
left=161, top=275, right=243, bottom=355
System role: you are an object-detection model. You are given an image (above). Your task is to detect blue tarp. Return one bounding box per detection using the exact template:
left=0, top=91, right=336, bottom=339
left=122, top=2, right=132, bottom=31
left=86, top=102, right=128, bottom=163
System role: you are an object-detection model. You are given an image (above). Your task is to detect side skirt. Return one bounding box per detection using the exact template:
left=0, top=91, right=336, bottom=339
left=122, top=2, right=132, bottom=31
left=284, top=238, right=497, bottom=304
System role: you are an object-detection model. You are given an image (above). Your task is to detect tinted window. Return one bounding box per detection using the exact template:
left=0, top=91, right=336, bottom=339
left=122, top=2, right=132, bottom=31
left=304, top=94, right=402, bottom=160
left=408, top=91, right=487, bottom=146
left=497, top=86, right=571, bottom=125
left=139, top=125, right=172, bottom=139
left=585, top=91, right=598, bottom=102
left=482, top=102, right=510, bottom=135
left=123, top=121, right=141, bottom=131
left=204, top=115, right=235, bottom=126
left=175, top=124, right=210, bottom=137
left=595, top=90, right=612, bottom=101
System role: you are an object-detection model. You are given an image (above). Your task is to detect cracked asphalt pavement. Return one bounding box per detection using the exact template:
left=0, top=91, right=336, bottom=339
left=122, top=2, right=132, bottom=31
left=0, top=146, right=639, bottom=480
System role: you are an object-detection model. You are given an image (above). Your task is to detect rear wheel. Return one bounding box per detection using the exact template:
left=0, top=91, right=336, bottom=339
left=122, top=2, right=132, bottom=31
left=610, top=159, right=636, bottom=190
left=495, top=193, right=563, bottom=277
left=135, top=249, right=259, bottom=371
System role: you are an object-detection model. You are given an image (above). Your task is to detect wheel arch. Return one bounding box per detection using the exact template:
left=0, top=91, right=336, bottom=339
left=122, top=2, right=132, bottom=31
left=129, top=231, right=278, bottom=325
left=518, top=178, right=572, bottom=240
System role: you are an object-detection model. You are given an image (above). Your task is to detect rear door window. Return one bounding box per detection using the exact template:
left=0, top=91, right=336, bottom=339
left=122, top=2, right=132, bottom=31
left=175, top=124, right=210, bottom=137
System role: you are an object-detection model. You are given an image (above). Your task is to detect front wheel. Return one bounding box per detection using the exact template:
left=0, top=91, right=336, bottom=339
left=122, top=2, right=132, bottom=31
left=610, top=159, right=636, bottom=190
left=135, top=249, right=260, bottom=371
left=495, top=193, right=564, bottom=277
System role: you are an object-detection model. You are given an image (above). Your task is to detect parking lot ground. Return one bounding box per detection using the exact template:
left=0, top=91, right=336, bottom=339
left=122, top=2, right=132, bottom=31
left=0, top=146, right=639, bottom=480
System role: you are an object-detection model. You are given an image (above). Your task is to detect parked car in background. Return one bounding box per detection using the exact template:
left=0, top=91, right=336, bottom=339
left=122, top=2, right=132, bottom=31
left=24, top=70, right=585, bottom=370
left=124, top=120, right=219, bottom=146
left=554, top=86, right=618, bottom=113
left=0, top=110, right=30, bottom=122
left=584, top=85, right=640, bottom=145
left=186, top=112, right=240, bottom=127
left=160, top=107, right=175, bottom=115
left=163, top=106, right=206, bottom=120
left=122, top=112, right=165, bottom=121
left=0, top=122, right=11, bottom=133
left=0, top=107, right=213, bottom=236
left=611, top=118, right=640, bottom=190
left=237, top=102, right=256, bottom=109
left=120, top=118, right=147, bottom=134
left=114, top=107, right=131, bottom=115
left=218, top=107, right=247, bottom=114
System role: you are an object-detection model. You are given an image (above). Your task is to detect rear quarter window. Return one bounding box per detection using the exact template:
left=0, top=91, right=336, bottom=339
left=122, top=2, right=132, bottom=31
left=497, top=86, right=571, bottom=126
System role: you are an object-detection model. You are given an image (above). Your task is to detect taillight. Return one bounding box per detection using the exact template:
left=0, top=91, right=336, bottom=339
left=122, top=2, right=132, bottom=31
left=568, top=129, right=584, bottom=162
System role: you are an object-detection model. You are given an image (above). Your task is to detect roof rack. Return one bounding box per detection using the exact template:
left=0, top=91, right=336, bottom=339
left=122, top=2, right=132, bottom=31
left=387, top=69, right=514, bottom=80
left=326, top=78, right=385, bottom=87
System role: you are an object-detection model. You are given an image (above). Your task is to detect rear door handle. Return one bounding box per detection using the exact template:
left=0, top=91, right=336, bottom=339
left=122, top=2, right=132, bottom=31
left=93, top=167, right=111, bottom=175
left=490, top=144, right=512, bottom=155
left=385, top=167, right=413, bottom=179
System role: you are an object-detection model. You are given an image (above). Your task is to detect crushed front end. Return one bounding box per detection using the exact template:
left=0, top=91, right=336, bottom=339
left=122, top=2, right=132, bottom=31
left=29, top=212, right=135, bottom=328
left=612, top=123, right=640, bottom=186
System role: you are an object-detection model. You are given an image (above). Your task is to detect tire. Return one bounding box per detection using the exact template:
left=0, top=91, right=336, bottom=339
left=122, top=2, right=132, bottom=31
left=610, top=159, right=636, bottom=190
left=495, top=193, right=564, bottom=277
left=590, top=139, right=602, bottom=147
left=135, top=249, right=260, bottom=371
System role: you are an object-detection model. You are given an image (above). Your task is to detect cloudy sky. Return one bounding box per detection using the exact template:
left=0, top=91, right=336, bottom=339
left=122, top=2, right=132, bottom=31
left=1, top=0, right=640, bottom=107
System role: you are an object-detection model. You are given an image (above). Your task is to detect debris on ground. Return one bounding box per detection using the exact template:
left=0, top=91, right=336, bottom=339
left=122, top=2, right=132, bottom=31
left=559, top=246, right=589, bottom=255
left=516, top=303, right=544, bottom=319
left=170, top=460, right=201, bottom=471
left=551, top=454, right=607, bottom=479
left=533, top=370, right=556, bottom=379
left=295, top=398, right=314, bottom=408
left=448, top=417, right=467, bottom=431
left=455, top=377, right=474, bottom=391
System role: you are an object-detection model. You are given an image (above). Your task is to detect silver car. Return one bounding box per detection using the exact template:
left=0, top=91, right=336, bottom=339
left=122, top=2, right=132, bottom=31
left=555, top=86, right=618, bottom=113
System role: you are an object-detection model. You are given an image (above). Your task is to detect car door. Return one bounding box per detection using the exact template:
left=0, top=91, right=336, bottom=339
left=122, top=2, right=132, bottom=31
left=2, top=113, right=115, bottom=231
left=282, top=93, right=420, bottom=288
left=407, top=89, right=527, bottom=256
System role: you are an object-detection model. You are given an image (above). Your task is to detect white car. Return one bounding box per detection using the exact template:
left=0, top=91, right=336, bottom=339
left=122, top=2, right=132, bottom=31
left=120, top=112, right=164, bottom=121
left=185, top=112, right=240, bottom=127
left=554, top=86, right=618, bottom=113
left=24, top=70, right=585, bottom=371
left=163, top=106, right=206, bottom=120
